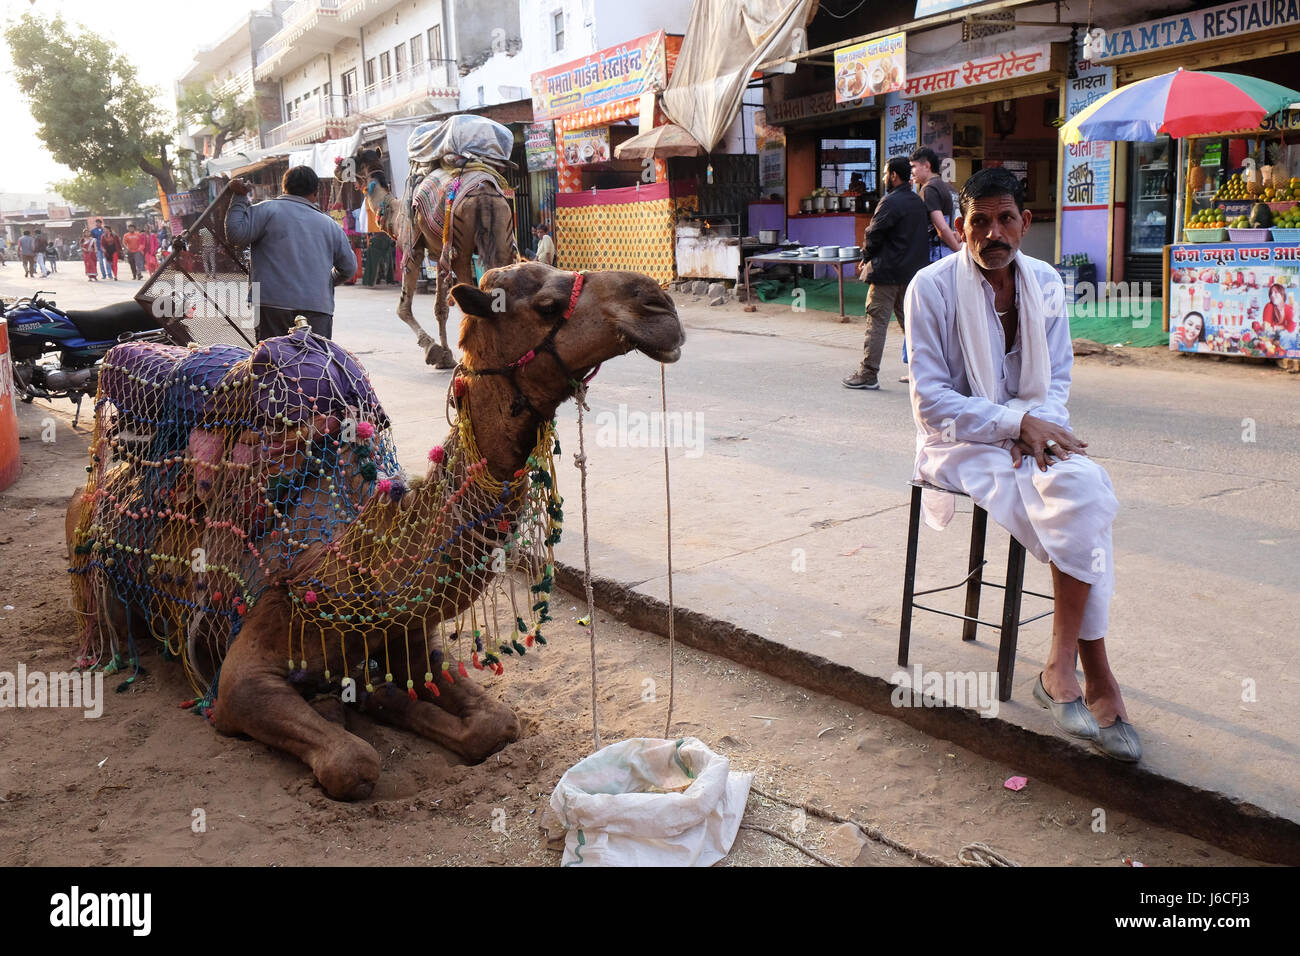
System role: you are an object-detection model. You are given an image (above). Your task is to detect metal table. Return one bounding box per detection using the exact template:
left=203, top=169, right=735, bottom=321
left=743, top=251, right=862, bottom=322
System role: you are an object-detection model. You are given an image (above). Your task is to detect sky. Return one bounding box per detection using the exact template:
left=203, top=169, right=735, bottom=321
left=0, top=0, right=256, bottom=196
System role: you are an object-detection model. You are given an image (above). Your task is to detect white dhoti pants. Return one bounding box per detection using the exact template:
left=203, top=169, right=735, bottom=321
left=917, top=443, right=1118, bottom=640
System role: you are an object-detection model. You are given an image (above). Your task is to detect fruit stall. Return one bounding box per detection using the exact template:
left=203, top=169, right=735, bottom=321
left=1167, top=118, right=1300, bottom=359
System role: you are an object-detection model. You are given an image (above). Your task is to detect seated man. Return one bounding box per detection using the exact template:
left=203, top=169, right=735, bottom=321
left=904, top=167, right=1139, bottom=761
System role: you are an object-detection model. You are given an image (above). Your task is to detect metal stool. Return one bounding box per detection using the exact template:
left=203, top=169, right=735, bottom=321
left=898, top=480, right=1053, bottom=702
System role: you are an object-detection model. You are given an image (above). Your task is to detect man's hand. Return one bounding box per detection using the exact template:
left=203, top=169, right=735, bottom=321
left=228, top=178, right=252, bottom=197
left=1015, top=414, right=1088, bottom=471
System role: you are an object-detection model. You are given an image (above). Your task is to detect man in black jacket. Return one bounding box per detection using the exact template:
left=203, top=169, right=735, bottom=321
left=843, top=156, right=930, bottom=389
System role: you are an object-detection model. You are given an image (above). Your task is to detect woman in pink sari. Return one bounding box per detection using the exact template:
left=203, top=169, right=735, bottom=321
left=80, top=229, right=98, bottom=281
left=144, top=228, right=160, bottom=273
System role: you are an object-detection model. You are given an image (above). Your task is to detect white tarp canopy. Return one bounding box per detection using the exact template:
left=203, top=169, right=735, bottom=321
left=661, top=0, right=816, bottom=153
left=289, top=132, right=362, bottom=178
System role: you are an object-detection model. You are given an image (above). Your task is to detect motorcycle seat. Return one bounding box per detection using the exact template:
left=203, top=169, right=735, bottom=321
left=60, top=301, right=160, bottom=342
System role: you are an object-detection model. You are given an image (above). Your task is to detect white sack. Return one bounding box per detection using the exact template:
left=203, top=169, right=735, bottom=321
left=549, top=737, right=753, bottom=867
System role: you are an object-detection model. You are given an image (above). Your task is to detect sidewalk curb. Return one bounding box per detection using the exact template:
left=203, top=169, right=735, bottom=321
left=555, top=562, right=1300, bottom=865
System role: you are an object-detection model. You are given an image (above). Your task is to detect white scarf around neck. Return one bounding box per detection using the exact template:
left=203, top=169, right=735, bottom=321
left=954, top=244, right=1052, bottom=410
left=919, top=246, right=1055, bottom=530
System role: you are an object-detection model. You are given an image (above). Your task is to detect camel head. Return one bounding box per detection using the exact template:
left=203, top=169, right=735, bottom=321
left=451, top=262, right=683, bottom=405
left=336, top=147, right=387, bottom=188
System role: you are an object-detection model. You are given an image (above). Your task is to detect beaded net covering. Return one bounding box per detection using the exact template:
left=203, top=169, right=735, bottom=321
left=68, top=327, right=562, bottom=713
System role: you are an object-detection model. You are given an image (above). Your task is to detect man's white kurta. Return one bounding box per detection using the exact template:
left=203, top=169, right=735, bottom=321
left=904, top=252, right=1117, bottom=640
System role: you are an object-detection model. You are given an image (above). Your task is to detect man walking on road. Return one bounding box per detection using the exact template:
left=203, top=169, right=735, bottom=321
left=90, top=218, right=110, bottom=279
left=18, top=230, right=36, bottom=277
left=911, top=147, right=961, bottom=262
left=843, top=157, right=930, bottom=390
left=122, top=224, right=145, bottom=280
left=33, top=230, right=49, bottom=278
left=225, top=165, right=356, bottom=340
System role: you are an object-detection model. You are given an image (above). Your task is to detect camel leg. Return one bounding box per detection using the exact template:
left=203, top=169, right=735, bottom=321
left=431, top=259, right=457, bottom=370
left=396, top=243, right=444, bottom=366
left=211, top=594, right=381, bottom=800
left=362, top=675, right=519, bottom=763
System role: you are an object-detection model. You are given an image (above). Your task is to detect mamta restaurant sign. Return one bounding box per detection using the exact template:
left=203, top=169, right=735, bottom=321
left=903, top=45, right=1052, bottom=97
left=1097, top=0, right=1300, bottom=59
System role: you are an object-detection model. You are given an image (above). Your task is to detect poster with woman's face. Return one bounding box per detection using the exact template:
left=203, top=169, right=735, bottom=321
left=1169, top=244, right=1300, bottom=358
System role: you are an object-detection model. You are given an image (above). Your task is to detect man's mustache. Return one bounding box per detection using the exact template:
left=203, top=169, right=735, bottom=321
left=980, top=241, right=1012, bottom=253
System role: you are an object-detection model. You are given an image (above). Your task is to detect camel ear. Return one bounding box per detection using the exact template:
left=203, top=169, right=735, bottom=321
left=530, top=273, right=572, bottom=316
left=450, top=283, right=495, bottom=317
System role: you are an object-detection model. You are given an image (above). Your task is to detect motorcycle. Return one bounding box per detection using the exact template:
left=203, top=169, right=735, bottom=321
left=3, top=291, right=181, bottom=426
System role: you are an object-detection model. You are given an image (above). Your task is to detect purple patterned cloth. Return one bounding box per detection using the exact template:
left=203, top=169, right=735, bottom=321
left=165, top=344, right=250, bottom=420
left=250, top=327, right=387, bottom=426
left=98, top=343, right=189, bottom=421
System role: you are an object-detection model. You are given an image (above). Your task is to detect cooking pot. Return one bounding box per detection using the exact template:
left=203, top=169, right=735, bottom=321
left=825, top=195, right=841, bottom=211
left=758, top=229, right=780, bottom=244
left=812, top=195, right=826, bottom=212
left=799, top=197, right=813, bottom=213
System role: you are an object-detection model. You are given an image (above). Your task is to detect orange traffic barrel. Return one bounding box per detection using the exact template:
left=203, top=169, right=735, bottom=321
left=0, top=317, right=21, bottom=490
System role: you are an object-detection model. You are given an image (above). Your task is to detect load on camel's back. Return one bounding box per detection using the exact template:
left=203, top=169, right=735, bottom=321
left=66, top=262, right=685, bottom=800
left=339, top=114, right=519, bottom=370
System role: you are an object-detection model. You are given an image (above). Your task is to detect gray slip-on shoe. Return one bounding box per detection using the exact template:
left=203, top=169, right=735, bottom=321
left=1033, top=673, right=1100, bottom=741
left=1093, top=717, right=1142, bottom=762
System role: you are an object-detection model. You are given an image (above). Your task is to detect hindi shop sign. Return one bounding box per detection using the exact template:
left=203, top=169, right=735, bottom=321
left=1098, top=0, right=1300, bottom=60
left=1169, top=243, right=1300, bottom=358
left=1063, top=141, right=1112, bottom=207
left=903, top=45, right=1052, bottom=97
left=834, top=32, right=906, bottom=103
left=530, top=31, right=667, bottom=122
left=562, top=127, right=611, bottom=166
left=1062, top=59, right=1114, bottom=210
left=885, top=98, right=919, bottom=158
left=525, top=123, right=556, bottom=171
left=766, top=90, right=872, bottom=125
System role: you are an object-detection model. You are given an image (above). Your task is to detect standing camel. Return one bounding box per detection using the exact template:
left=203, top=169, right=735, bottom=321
left=341, top=147, right=518, bottom=369
left=67, top=262, right=685, bottom=800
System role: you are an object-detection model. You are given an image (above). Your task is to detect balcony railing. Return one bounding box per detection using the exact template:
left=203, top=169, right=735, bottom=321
left=264, top=94, right=356, bottom=147
left=254, top=0, right=341, bottom=73
left=215, top=70, right=254, bottom=101
left=349, top=58, right=458, bottom=119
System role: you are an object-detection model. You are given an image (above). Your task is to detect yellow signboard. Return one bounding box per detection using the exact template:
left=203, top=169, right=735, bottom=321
left=834, top=32, right=906, bottom=103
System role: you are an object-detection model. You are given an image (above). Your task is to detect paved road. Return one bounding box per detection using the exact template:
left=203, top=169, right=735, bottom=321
left=5, top=268, right=1297, bottom=824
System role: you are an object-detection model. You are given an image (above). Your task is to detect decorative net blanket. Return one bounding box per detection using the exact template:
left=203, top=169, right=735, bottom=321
left=68, top=328, right=562, bottom=715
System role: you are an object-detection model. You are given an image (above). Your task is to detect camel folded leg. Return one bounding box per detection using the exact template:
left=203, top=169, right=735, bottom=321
left=362, top=674, right=519, bottom=764
left=211, top=601, right=381, bottom=800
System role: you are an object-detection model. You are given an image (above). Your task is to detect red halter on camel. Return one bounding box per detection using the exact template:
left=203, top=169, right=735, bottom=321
left=461, top=271, right=599, bottom=420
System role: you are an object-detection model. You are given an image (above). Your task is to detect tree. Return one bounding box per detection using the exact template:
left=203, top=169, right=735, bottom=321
left=53, top=169, right=158, bottom=216
left=176, top=81, right=261, bottom=160
left=5, top=12, right=177, bottom=193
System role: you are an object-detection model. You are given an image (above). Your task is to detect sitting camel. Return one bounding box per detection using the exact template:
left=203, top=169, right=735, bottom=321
left=68, top=263, right=684, bottom=800
left=342, top=146, right=518, bottom=370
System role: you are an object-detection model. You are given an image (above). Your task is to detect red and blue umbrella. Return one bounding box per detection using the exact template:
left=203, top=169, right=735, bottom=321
left=1062, top=69, right=1300, bottom=144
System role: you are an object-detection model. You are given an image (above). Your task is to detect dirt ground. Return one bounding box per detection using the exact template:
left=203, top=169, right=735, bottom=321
left=0, top=403, right=1257, bottom=867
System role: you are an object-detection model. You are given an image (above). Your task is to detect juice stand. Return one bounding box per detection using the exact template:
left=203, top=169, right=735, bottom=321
left=1061, top=68, right=1300, bottom=362
left=1167, top=113, right=1300, bottom=360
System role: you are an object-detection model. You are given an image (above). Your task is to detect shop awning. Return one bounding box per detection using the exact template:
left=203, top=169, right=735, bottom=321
left=614, top=123, right=704, bottom=160
left=662, top=0, right=817, bottom=152
left=202, top=146, right=292, bottom=179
